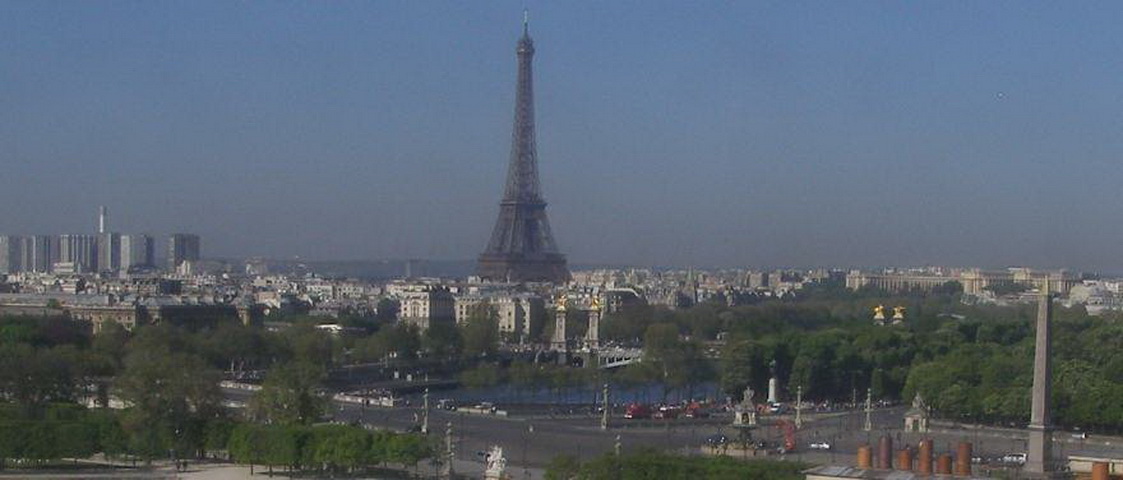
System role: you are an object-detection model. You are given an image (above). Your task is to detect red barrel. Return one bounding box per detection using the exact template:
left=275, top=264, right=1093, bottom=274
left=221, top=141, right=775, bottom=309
left=955, top=442, right=972, bottom=476
left=897, top=448, right=913, bottom=472
left=857, top=445, right=873, bottom=469
left=936, top=454, right=953, bottom=475
left=878, top=435, right=894, bottom=469
left=1092, top=462, right=1109, bottom=480
left=917, top=440, right=933, bottom=475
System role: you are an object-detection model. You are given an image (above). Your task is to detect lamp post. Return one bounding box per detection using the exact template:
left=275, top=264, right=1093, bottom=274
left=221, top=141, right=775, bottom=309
left=863, top=388, right=873, bottom=432
left=422, top=388, right=430, bottom=434
left=601, top=383, right=610, bottom=430
left=523, top=424, right=533, bottom=479
left=795, top=385, right=803, bottom=429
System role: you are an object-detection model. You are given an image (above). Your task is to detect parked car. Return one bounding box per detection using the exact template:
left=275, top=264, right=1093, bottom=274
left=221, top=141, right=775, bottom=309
left=624, top=404, right=651, bottom=419
left=1002, top=453, right=1027, bottom=465
left=809, top=441, right=831, bottom=450
left=705, top=434, right=729, bottom=446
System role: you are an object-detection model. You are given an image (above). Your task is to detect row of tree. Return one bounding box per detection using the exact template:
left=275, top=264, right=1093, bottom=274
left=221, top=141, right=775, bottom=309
left=228, top=423, right=433, bottom=475
left=545, top=450, right=805, bottom=480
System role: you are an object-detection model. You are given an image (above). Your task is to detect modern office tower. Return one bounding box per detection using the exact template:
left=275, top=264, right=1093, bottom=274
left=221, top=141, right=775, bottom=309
left=98, top=233, right=121, bottom=273
left=120, top=234, right=155, bottom=271
left=0, top=236, right=22, bottom=274
left=477, top=16, right=570, bottom=283
left=25, top=235, right=54, bottom=273
left=58, top=234, right=99, bottom=273
left=167, top=233, right=201, bottom=270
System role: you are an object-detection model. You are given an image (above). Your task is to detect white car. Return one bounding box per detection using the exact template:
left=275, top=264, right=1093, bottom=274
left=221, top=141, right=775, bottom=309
left=1002, top=453, right=1026, bottom=465
left=810, top=442, right=831, bottom=450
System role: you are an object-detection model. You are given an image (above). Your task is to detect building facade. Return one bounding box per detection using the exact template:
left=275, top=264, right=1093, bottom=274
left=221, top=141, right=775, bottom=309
left=120, top=234, right=155, bottom=271
left=167, top=233, right=201, bottom=270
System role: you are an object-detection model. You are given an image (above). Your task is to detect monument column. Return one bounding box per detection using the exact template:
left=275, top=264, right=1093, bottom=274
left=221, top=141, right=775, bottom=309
left=552, top=295, right=568, bottom=353
left=1026, top=280, right=1053, bottom=474
left=585, top=296, right=601, bottom=350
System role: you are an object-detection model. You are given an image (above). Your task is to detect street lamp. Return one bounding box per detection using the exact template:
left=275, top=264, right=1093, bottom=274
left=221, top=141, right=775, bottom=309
left=523, top=424, right=533, bottom=479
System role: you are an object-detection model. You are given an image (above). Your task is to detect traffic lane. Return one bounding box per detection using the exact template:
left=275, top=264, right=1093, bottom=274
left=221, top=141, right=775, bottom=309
left=333, top=402, right=713, bottom=468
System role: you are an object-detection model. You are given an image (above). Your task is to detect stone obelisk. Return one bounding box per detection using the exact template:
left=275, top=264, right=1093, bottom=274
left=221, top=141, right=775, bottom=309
left=1026, top=279, right=1054, bottom=475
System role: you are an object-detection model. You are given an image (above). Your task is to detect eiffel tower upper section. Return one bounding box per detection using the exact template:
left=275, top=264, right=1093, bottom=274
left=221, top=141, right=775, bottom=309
left=477, top=15, right=570, bottom=283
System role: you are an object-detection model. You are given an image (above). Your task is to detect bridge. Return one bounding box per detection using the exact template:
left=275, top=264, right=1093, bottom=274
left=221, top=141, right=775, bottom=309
left=596, top=347, right=643, bottom=369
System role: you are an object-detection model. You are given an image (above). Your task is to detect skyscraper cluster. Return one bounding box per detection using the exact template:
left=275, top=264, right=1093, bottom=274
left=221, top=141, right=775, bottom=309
left=0, top=207, right=199, bottom=275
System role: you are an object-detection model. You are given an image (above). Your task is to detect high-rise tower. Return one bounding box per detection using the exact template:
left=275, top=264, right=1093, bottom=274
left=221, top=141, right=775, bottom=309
left=477, top=13, right=570, bottom=283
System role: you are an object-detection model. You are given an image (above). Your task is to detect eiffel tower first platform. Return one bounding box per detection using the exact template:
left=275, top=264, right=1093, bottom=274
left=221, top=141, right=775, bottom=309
left=477, top=15, right=570, bottom=283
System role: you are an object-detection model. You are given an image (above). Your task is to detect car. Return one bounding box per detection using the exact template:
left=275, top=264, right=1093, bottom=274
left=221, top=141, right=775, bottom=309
left=1002, top=453, right=1027, bottom=465
left=809, top=441, right=831, bottom=450
left=624, top=404, right=651, bottom=419
left=437, top=399, right=457, bottom=411
left=1072, top=432, right=1089, bottom=439
left=705, top=434, right=729, bottom=446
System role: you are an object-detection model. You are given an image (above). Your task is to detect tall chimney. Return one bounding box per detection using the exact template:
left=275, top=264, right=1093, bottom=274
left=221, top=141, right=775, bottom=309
left=98, top=206, right=107, bottom=234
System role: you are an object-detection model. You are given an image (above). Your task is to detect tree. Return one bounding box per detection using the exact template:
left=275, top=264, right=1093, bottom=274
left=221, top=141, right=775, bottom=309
left=250, top=361, right=327, bottom=425
left=721, top=340, right=765, bottom=399
left=283, top=322, right=337, bottom=368
left=311, top=424, right=370, bottom=472
left=115, top=340, right=223, bottom=460
left=641, top=323, right=712, bottom=401
left=422, top=322, right=463, bottom=359
left=545, top=454, right=581, bottom=480
left=461, top=305, right=500, bottom=358
left=385, top=433, right=433, bottom=468
left=376, top=298, right=400, bottom=322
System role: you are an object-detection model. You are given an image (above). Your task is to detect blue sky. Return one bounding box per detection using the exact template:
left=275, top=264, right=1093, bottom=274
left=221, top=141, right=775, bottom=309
left=2, top=1, right=1122, bottom=271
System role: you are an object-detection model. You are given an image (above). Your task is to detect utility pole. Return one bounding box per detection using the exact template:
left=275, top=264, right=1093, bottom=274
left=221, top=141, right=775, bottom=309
left=442, top=421, right=454, bottom=479
left=795, top=385, right=803, bottom=429
left=422, top=388, right=430, bottom=434
left=601, top=383, right=610, bottom=430
left=863, top=387, right=873, bottom=432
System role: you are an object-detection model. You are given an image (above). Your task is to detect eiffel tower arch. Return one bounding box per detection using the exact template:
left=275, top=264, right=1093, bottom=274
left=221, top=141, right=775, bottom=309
left=477, top=15, right=570, bottom=283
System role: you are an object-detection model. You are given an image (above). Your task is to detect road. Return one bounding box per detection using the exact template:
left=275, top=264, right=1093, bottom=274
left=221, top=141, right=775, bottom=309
left=224, top=388, right=1123, bottom=476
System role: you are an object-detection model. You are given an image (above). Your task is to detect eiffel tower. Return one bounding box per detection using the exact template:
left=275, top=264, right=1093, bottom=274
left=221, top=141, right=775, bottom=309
left=477, top=14, right=570, bottom=283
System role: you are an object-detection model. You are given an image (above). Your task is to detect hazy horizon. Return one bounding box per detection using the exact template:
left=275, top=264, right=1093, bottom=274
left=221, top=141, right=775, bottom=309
left=4, top=2, right=1122, bottom=271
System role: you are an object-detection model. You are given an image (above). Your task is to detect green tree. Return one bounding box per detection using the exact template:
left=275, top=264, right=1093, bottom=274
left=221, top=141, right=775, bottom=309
left=461, top=305, right=500, bottom=358
left=422, top=322, right=463, bottom=359
left=545, top=454, right=581, bottom=480
left=376, top=298, right=400, bottom=322
left=115, top=341, right=223, bottom=460
left=250, top=361, right=327, bottom=425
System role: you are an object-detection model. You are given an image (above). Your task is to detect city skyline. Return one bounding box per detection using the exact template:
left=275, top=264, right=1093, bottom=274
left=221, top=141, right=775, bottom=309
left=4, top=2, right=1123, bottom=271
